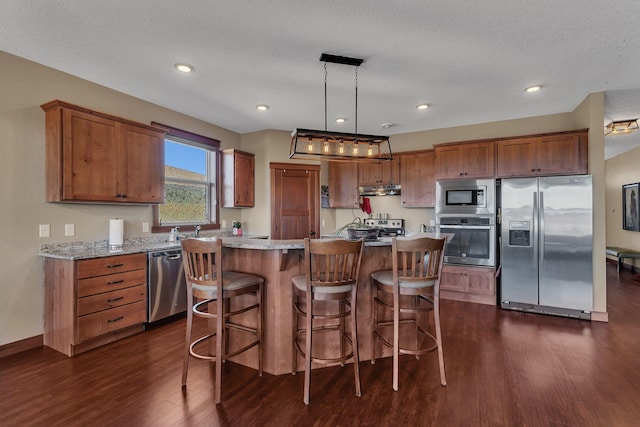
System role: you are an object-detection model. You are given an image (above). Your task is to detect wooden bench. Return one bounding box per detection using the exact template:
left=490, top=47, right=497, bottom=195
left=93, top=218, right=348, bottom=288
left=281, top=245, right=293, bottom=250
left=606, top=247, right=640, bottom=273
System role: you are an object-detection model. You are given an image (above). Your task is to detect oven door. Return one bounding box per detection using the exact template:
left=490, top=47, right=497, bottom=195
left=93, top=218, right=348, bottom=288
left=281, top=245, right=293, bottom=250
left=439, top=224, right=495, bottom=267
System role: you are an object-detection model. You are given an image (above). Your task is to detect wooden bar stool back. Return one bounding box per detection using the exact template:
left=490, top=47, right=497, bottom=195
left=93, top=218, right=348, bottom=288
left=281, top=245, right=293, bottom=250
left=371, top=236, right=447, bottom=391
left=180, top=237, right=264, bottom=404
left=291, top=238, right=364, bottom=404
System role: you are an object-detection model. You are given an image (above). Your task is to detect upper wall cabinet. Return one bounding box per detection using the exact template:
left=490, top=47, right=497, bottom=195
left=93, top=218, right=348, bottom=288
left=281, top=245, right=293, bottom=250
left=328, top=162, right=359, bottom=209
left=41, top=100, right=165, bottom=204
left=434, top=141, right=495, bottom=180
left=358, top=157, right=400, bottom=186
left=400, top=150, right=435, bottom=207
left=222, top=149, right=255, bottom=208
left=496, top=131, right=588, bottom=178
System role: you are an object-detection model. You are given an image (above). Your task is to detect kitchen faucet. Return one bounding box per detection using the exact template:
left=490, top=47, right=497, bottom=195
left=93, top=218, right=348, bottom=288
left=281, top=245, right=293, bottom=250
left=194, top=225, right=201, bottom=238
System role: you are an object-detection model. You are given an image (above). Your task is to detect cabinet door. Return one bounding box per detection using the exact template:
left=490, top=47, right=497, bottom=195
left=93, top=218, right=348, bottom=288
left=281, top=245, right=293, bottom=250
left=62, top=108, right=119, bottom=201
left=120, top=124, right=165, bottom=203
left=234, top=151, right=255, bottom=207
left=328, top=162, right=359, bottom=208
left=358, top=162, right=383, bottom=186
left=536, top=134, right=580, bottom=176
left=496, top=138, right=537, bottom=177
left=466, top=268, right=495, bottom=295
left=434, top=145, right=462, bottom=180
left=439, top=265, right=467, bottom=292
left=462, top=142, right=495, bottom=178
left=401, top=151, right=435, bottom=207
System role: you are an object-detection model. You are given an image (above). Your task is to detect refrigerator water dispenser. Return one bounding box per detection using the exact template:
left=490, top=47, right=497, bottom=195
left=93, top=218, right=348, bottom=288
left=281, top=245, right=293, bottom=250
left=508, top=221, right=530, bottom=247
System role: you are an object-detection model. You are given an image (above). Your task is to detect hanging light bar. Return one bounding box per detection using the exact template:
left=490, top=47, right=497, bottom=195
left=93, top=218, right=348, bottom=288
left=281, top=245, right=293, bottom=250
left=290, top=53, right=393, bottom=163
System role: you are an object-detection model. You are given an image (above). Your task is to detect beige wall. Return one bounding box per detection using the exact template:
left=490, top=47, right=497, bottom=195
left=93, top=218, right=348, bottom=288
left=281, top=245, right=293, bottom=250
left=606, top=144, right=640, bottom=267
left=0, top=49, right=609, bottom=348
left=0, top=52, right=242, bottom=346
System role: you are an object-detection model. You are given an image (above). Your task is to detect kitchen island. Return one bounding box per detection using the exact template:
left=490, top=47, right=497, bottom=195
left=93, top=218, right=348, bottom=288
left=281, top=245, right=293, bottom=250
left=39, top=234, right=445, bottom=373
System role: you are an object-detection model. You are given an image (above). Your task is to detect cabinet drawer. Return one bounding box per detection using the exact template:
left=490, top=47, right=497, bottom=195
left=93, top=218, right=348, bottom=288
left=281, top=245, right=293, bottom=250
left=78, top=268, right=146, bottom=297
left=77, top=300, right=146, bottom=342
left=78, top=284, right=147, bottom=316
left=78, top=253, right=146, bottom=279
left=468, top=275, right=495, bottom=295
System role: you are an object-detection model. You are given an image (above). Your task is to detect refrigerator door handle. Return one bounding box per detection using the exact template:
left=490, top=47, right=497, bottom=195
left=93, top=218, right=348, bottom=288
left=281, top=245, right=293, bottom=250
left=539, top=191, right=545, bottom=267
left=533, top=190, right=539, bottom=268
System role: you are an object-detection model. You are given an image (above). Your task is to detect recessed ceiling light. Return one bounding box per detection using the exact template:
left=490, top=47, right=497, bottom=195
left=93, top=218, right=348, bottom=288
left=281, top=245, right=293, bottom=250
left=416, top=104, right=429, bottom=110
left=381, top=123, right=394, bottom=129
left=256, top=104, right=270, bottom=111
left=335, top=118, right=346, bottom=123
left=525, top=85, right=542, bottom=93
left=175, top=63, right=194, bottom=73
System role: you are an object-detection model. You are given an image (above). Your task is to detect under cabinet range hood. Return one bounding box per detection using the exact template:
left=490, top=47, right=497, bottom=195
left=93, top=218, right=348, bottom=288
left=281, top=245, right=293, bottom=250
left=359, top=184, right=401, bottom=196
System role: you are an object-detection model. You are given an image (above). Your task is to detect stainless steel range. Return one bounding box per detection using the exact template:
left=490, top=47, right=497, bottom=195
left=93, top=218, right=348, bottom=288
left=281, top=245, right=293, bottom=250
left=364, top=218, right=405, bottom=237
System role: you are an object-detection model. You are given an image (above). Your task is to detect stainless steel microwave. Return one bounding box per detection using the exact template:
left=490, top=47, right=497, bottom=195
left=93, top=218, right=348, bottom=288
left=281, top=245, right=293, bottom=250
left=436, top=179, right=496, bottom=216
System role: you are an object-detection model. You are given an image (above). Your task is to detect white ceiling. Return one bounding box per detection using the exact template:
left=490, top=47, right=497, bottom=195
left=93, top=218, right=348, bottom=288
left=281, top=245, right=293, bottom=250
left=1, top=1, right=639, bottom=158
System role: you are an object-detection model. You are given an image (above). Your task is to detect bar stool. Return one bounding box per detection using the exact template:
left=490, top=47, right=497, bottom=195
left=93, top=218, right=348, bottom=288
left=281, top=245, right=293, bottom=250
left=180, top=237, right=264, bottom=404
left=371, top=236, right=447, bottom=391
left=291, top=238, right=364, bottom=404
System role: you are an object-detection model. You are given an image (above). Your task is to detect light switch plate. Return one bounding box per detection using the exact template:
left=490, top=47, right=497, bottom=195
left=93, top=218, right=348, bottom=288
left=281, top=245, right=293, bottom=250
left=64, top=224, right=75, bottom=236
left=39, top=224, right=50, bottom=238
left=142, top=222, right=150, bottom=233
left=222, top=220, right=227, bottom=228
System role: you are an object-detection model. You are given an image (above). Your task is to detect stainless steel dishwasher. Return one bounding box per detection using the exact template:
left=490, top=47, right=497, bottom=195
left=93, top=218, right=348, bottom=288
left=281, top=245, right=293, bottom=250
left=147, top=249, right=187, bottom=323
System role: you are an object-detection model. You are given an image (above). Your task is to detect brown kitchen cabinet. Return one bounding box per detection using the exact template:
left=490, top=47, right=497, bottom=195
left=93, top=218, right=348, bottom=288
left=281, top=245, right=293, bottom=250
left=222, top=149, right=255, bottom=207
left=435, top=141, right=495, bottom=180
left=44, top=253, right=148, bottom=357
left=358, top=156, right=400, bottom=186
left=497, top=132, right=586, bottom=177
left=328, top=161, right=359, bottom=208
left=439, top=264, right=496, bottom=305
left=400, top=150, right=435, bottom=207
left=41, top=100, right=165, bottom=204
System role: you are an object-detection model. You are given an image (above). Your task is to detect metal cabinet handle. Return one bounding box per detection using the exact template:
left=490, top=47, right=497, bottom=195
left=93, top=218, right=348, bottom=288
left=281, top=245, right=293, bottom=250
left=107, top=263, right=124, bottom=268
left=107, top=280, right=124, bottom=285
left=106, top=296, right=124, bottom=303
left=107, top=316, right=124, bottom=323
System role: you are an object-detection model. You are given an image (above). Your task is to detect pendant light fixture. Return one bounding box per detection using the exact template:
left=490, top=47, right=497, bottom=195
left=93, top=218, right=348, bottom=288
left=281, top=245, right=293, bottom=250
left=289, top=53, right=393, bottom=163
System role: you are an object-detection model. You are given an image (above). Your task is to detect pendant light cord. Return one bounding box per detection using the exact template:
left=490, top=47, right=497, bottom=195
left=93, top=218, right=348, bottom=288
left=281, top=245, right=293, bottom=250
left=355, top=67, right=358, bottom=134
left=324, top=62, right=328, bottom=132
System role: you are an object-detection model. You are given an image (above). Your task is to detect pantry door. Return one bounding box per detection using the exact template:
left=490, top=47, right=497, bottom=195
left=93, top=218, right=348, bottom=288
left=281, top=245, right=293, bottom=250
left=270, top=163, right=320, bottom=240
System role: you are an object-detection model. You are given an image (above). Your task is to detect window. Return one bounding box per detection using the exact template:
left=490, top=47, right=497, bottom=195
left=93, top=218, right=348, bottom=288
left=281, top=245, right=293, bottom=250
left=151, top=123, right=220, bottom=233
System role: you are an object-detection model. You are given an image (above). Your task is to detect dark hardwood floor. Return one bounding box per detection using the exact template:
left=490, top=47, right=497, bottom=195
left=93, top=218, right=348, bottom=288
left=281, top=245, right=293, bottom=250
left=2, top=261, right=640, bottom=426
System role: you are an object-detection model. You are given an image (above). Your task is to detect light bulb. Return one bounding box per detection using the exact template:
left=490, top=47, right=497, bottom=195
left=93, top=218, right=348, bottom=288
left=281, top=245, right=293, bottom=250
left=323, top=140, right=330, bottom=153
left=353, top=142, right=359, bottom=155
left=367, top=144, right=373, bottom=156
left=338, top=140, right=345, bottom=154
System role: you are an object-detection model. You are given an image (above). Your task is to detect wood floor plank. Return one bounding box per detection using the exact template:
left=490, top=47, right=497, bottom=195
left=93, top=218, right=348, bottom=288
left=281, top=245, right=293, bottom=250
left=2, top=261, right=640, bottom=426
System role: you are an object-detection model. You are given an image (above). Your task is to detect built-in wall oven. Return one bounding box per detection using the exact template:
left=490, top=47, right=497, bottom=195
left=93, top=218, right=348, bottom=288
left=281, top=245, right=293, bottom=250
left=436, top=178, right=497, bottom=267
left=438, top=216, right=496, bottom=267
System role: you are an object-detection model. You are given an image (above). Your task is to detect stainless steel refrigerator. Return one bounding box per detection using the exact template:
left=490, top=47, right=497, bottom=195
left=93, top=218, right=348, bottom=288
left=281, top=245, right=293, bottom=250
left=500, top=175, right=593, bottom=319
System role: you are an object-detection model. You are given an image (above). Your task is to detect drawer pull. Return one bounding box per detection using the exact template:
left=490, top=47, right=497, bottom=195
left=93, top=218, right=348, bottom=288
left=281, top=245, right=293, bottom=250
left=107, top=280, right=124, bottom=285
left=108, top=316, right=124, bottom=323
left=107, top=263, right=124, bottom=268
left=106, top=296, right=124, bottom=303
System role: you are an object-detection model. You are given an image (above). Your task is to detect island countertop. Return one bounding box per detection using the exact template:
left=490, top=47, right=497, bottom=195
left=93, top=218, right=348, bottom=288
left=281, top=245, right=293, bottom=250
left=38, top=234, right=448, bottom=260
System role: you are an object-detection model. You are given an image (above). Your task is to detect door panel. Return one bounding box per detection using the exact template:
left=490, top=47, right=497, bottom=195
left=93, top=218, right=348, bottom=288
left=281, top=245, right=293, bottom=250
left=270, top=164, right=320, bottom=240
left=500, top=177, right=538, bottom=304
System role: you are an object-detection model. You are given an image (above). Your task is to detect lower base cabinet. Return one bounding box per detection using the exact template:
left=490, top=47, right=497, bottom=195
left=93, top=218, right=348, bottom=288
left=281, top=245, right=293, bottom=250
left=44, top=253, right=147, bottom=356
left=440, top=264, right=496, bottom=305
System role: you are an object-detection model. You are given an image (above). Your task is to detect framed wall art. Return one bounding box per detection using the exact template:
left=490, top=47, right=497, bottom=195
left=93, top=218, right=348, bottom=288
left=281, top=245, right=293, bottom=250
left=623, top=183, right=640, bottom=231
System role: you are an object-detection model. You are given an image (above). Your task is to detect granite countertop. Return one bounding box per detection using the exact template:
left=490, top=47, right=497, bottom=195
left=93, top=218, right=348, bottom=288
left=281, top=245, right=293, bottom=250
left=39, top=233, right=448, bottom=261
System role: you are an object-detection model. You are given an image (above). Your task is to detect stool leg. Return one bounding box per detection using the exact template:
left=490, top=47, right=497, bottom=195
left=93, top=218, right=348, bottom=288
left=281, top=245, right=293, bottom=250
left=434, top=288, right=446, bottom=386
left=303, top=297, right=313, bottom=405
left=291, top=293, right=298, bottom=375
left=257, top=285, right=264, bottom=377
left=371, top=284, right=377, bottom=365
left=182, top=300, right=193, bottom=387
left=392, top=288, right=400, bottom=392
left=351, top=287, right=361, bottom=397
left=214, top=297, right=224, bottom=404
left=339, top=300, right=346, bottom=367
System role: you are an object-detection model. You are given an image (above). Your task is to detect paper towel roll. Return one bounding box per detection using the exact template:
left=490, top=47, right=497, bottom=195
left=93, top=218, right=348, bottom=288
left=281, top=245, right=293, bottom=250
left=109, top=218, right=124, bottom=247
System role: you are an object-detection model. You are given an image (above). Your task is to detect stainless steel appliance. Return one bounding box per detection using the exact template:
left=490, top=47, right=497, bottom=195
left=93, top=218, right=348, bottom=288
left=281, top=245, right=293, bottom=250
left=500, top=175, right=593, bottom=319
left=436, top=179, right=496, bottom=216
left=363, top=218, right=405, bottom=236
left=439, top=216, right=496, bottom=267
left=147, top=249, right=187, bottom=323
left=359, top=184, right=401, bottom=196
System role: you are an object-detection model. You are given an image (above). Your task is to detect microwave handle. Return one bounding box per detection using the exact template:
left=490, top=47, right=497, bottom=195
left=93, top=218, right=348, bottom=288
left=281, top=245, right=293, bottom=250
left=439, top=225, right=492, bottom=230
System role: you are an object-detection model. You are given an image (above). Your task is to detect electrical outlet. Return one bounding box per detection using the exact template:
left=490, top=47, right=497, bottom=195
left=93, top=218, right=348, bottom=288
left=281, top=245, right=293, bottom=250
left=142, top=222, right=150, bottom=233
left=39, top=224, right=50, bottom=238
left=322, top=219, right=326, bottom=227
left=222, top=220, right=227, bottom=228
left=64, top=224, right=75, bottom=236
